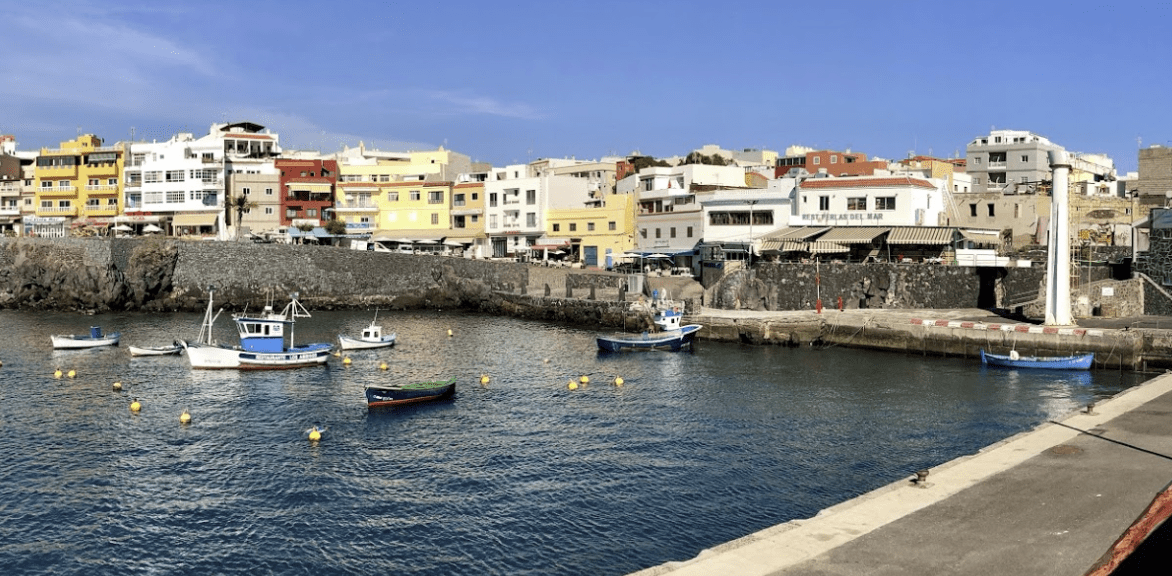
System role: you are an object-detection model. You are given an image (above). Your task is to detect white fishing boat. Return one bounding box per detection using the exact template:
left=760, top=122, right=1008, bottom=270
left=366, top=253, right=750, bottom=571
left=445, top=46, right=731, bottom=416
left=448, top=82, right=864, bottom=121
left=338, top=310, right=397, bottom=350
left=129, top=342, right=183, bottom=356
left=180, top=289, right=333, bottom=370
left=596, top=294, right=702, bottom=352
left=51, top=326, right=121, bottom=349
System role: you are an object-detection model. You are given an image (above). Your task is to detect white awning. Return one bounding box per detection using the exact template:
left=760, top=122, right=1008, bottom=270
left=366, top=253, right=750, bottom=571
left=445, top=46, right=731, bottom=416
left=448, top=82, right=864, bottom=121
left=173, top=213, right=219, bottom=227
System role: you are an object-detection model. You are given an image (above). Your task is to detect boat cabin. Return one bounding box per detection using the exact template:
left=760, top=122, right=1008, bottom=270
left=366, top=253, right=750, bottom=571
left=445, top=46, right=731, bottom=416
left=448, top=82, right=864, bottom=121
left=234, top=307, right=291, bottom=353
left=362, top=324, right=383, bottom=340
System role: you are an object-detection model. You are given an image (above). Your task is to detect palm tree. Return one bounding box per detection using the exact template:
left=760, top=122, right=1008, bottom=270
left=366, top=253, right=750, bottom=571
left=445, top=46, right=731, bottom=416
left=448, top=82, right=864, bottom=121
left=227, top=193, right=258, bottom=240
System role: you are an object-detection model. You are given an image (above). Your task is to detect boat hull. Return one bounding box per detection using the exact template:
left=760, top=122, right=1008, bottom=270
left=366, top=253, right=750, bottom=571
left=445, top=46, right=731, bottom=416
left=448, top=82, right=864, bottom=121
left=182, top=341, right=332, bottom=369
left=365, top=380, right=456, bottom=407
left=980, top=349, right=1093, bottom=370
left=597, top=324, right=702, bottom=352
left=129, top=345, right=182, bottom=356
left=51, top=333, right=121, bottom=349
left=338, top=333, right=397, bottom=350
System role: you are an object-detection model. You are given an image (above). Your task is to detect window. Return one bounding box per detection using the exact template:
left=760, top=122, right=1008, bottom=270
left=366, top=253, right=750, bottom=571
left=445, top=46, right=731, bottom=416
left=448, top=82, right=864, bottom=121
left=306, top=209, right=318, bottom=218
left=428, top=191, right=443, bottom=204
left=642, top=178, right=654, bottom=191
left=831, top=155, right=838, bottom=164
left=587, top=222, right=595, bottom=231
left=144, top=171, right=161, bottom=183
left=266, top=188, right=273, bottom=196
left=687, top=226, right=693, bottom=238
left=640, top=229, right=647, bottom=239
left=1014, top=203, right=1021, bottom=218
left=264, top=207, right=274, bottom=215
left=387, top=191, right=398, bottom=201
left=410, top=190, right=421, bottom=201
left=86, top=198, right=101, bottom=207
left=58, top=180, right=70, bottom=188
left=106, top=198, right=117, bottom=206
left=489, top=193, right=497, bottom=207
left=813, top=156, right=821, bottom=165
left=1021, top=155, right=1029, bottom=162
left=40, top=180, right=52, bottom=188
left=987, top=204, right=995, bottom=217
left=847, top=197, right=866, bottom=210
left=379, top=175, right=390, bottom=182
left=608, top=221, right=616, bottom=231
left=165, top=170, right=185, bottom=182
left=471, top=193, right=478, bottom=201
left=242, top=187, right=251, bottom=196
left=1021, top=176, right=1029, bottom=183
left=553, top=223, right=560, bottom=232
left=108, top=178, right=117, bottom=186
left=88, top=178, right=99, bottom=186
left=970, top=204, right=978, bottom=217
left=286, top=209, right=297, bottom=218
left=489, top=214, right=497, bottom=228
left=57, top=200, right=71, bottom=208
left=166, top=191, right=184, bottom=203
left=40, top=200, right=52, bottom=208
left=526, top=213, right=536, bottom=227
left=569, top=223, right=577, bottom=232
left=526, top=189, right=536, bottom=205
left=454, top=193, right=465, bottom=207
left=973, top=177, right=981, bottom=186
left=655, top=228, right=661, bottom=238
left=669, top=227, right=676, bottom=238
left=819, top=196, right=829, bottom=210
left=876, top=197, right=896, bottom=210
left=432, top=213, right=439, bottom=225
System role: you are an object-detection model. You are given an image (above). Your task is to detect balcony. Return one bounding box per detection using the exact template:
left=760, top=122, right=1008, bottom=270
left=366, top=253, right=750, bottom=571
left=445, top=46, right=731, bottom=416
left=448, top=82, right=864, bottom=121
left=83, top=206, right=119, bottom=217
left=38, top=186, right=78, bottom=197
left=334, top=203, right=379, bottom=213
left=85, top=185, right=120, bottom=194
left=987, top=161, right=1007, bottom=169
left=37, top=206, right=78, bottom=216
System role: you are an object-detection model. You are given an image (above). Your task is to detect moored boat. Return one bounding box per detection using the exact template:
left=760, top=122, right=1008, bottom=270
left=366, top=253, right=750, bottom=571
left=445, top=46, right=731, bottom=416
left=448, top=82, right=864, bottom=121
left=597, top=301, right=702, bottom=352
left=181, top=289, right=333, bottom=370
left=338, top=310, right=397, bottom=350
left=129, top=342, right=183, bottom=356
left=365, top=379, right=456, bottom=407
left=51, top=327, right=121, bottom=349
left=980, top=349, right=1093, bottom=370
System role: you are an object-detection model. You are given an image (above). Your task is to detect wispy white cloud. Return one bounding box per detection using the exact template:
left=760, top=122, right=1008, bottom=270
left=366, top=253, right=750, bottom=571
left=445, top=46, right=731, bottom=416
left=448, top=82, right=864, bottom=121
left=424, top=90, right=547, bottom=120
left=218, top=107, right=434, bottom=154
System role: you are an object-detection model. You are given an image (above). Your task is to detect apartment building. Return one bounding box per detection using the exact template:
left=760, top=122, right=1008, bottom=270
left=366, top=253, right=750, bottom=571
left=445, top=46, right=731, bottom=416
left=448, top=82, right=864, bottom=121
left=276, top=158, right=337, bottom=231
left=483, top=164, right=591, bottom=258
left=965, top=129, right=1061, bottom=194
left=33, top=135, right=124, bottom=237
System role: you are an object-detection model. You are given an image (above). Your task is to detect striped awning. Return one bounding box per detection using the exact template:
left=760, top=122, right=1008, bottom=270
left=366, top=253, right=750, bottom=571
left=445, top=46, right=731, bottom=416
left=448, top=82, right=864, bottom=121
left=887, top=227, right=957, bottom=245
left=807, top=241, right=850, bottom=254
left=817, top=227, right=890, bottom=243
left=764, top=226, right=830, bottom=241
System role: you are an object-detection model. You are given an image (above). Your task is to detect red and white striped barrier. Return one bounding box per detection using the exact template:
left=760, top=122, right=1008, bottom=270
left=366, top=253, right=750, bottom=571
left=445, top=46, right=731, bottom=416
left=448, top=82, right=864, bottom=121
left=910, top=318, right=1103, bottom=338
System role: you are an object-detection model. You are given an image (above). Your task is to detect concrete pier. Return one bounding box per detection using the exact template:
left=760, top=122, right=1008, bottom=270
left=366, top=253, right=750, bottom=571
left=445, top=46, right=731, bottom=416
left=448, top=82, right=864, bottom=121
left=632, top=373, right=1172, bottom=576
left=689, top=307, right=1172, bottom=370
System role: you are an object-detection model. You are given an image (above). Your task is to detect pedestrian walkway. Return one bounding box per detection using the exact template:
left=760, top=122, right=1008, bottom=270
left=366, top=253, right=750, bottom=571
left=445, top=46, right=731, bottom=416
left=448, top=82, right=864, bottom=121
left=632, top=373, right=1172, bottom=576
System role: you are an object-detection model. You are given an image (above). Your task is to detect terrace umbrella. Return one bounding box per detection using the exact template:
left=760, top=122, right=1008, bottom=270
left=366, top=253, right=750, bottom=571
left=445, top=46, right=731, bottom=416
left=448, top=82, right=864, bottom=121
left=113, top=224, right=132, bottom=232
left=143, top=224, right=162, bottom=233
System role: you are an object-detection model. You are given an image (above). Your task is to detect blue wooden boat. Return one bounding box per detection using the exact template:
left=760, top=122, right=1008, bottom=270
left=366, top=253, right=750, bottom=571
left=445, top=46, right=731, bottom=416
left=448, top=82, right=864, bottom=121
left=365, top=379, right=456, bottom=407
left=980, top=349, right=1093, bottom=370
left=597, top=303, right=702, bottom=352
left=181, top=289, right=333, bottom=370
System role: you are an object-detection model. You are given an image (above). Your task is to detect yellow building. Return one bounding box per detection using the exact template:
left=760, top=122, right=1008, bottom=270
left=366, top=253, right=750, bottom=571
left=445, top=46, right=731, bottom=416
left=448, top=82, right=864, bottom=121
left=34, top=135, right=123, bottom=233
left=447, top=181, right=488, bottom=256
left=544, top=192, right=636, bottom=268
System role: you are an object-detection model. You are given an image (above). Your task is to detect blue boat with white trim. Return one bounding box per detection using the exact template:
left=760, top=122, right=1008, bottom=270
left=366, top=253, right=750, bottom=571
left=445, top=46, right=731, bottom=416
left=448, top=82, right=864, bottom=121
left=980, top=349, right=1093, bottom=370
left=597, top=301, right=702, bottom=352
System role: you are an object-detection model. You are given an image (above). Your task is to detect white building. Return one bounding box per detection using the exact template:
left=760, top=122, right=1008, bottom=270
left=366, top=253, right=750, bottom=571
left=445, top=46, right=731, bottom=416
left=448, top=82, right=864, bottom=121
left=123, top=122, right=280, bottom=237
left=793, top=176, right=947, bottom=227
left=482, top=164, right=591, bottom=258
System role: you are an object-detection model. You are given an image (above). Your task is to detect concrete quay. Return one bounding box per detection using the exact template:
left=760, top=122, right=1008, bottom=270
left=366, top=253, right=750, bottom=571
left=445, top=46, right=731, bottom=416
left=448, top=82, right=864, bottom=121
left=632, top=372, right=1172, bottom=576
left=689, top=307, right=1172, bottom=370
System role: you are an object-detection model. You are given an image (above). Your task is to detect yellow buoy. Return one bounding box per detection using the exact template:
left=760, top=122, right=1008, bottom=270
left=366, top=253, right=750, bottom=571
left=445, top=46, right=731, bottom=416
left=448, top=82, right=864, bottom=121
left=342, top=356, right=352, bottom=365
left=613, top=376, right=624, bottom=387
left=180, top=409, right=191, bottom=424
left=479, top=374, right=490, bottom=385
left=447, top=329, right=453, bottom=337
left=379, top=361, right=388, bottom=371
left=112, top=381, right=123, bottom=391
left=333, top=350, right=342, bottom=357
left=54, top=368, right=63, bottom=379
left=130, top=398, right=142, bottom=412
left=567, top=380, right=578, bottom=390
left=308, top=425, right=324, bottom=442
left=543, top=358, right=550, bottom=363
left=579, top=375, right=589, bottom=385
left=67, top=369, right=76, bottom=379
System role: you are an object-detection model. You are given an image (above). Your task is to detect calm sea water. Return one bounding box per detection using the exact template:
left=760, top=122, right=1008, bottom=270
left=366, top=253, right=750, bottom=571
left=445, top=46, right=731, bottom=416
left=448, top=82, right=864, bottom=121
left=0, top=309, right=1149, bottom=575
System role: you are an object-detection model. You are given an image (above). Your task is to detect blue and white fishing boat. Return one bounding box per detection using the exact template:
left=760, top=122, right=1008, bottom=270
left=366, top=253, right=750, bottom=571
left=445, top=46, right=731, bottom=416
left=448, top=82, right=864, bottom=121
left=980, top=349, right=1094, bottom=370
left=181, top=289, right=333, bottom=369
left=597, top=300, right=702, bottom=352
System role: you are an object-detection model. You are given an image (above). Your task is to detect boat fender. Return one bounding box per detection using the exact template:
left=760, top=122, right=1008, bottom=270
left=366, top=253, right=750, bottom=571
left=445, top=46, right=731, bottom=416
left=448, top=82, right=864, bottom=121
left=1009, top=350, right=1020, bottom=361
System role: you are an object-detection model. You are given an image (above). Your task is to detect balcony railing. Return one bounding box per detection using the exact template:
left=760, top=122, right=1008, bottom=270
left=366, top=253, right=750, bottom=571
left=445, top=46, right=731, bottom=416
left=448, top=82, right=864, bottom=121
left=85, top=185, right=120, bottom=192
left=36, top=206, right=78, bottom=216
left=987, top=161, right=1007, bottom=168
left=83, top=206, right=119, bottom=216
left=38, top=186, right=77, bottom=196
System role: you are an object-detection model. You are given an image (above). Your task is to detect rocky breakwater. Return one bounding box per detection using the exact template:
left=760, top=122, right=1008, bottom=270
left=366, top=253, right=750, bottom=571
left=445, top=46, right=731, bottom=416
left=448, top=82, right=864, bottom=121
left=0, top=237, right=177, bottom=313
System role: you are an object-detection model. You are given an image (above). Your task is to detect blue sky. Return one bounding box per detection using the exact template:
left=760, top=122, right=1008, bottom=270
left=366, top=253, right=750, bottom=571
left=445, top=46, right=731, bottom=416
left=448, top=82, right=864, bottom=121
left=2, top=0, right=1168, bottom=173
